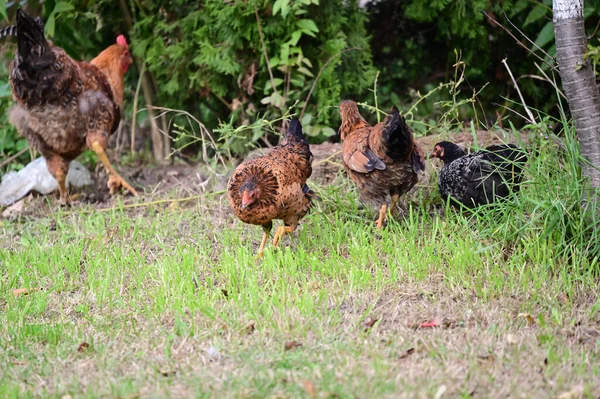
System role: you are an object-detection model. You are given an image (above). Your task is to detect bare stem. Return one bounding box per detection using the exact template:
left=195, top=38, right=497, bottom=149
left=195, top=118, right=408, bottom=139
left=501, top=58, right=537, bottom=125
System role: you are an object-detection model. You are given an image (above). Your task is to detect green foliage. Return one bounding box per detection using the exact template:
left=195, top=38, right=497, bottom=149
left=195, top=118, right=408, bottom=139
left=132, top=0, right=374, bottom=153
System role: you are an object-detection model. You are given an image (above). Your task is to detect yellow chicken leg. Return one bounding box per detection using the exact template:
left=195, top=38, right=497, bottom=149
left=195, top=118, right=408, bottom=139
left=256, top=230, right=269, bottom=260
left=272, top=226, right=295, bottom=247
left=389, top=194, right=401, bottom=219
left=90, top=141, right=138, bottom=196
left=375, top=204, right=388, bottom=230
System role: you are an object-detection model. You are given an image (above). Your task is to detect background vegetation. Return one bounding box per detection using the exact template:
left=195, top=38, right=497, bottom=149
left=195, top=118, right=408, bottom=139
left=1, top=0, right=600, bottom=169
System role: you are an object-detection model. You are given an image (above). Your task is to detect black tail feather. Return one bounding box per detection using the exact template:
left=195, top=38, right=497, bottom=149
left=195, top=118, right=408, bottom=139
left=286, top=117, right=306, bottom=142
left=16, top=8, right=49, bottom=60
left=0, top=25, right=17, bottom=39
left=383, top=107, right=413, bottom=162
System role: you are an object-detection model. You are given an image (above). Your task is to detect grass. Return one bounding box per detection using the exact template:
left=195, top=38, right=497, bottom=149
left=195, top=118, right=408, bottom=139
left=1, top=122, right=600, bottom=398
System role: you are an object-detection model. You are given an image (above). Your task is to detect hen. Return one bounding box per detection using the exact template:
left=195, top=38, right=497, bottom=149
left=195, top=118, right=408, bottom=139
left=228, top=118, right=314, bottom=258
left=7, top=9, right=136, bottom=203
left=339, top=100, right=425, bottom=229
left=430, top=141, right=527, bottom=208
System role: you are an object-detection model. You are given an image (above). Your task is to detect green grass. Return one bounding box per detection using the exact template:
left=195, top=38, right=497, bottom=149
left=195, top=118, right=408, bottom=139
left=1, top=124, right=600, bottom=398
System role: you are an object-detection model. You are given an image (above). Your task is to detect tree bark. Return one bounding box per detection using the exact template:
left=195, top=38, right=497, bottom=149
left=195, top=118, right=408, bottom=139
left=553, top=0, right=600, bottom=206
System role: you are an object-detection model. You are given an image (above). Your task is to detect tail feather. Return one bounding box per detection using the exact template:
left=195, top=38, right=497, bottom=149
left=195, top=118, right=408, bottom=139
left=285, top=118, right=306, bottom=142
left=0, top=25, right=17, bottom=39
left=16, top=9, right=50, bottom=63
left=382, top=107, right=413, bottom=161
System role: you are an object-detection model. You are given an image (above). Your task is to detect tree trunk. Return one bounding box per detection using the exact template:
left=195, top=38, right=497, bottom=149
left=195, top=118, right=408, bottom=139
left=553, top=0, right=600, bottom=206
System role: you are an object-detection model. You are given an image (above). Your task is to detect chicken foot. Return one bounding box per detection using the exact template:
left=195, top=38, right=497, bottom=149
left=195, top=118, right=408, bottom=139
left=46, top=157, right=79, bottom=205
left=375, top=204, right=388, bottom=230
left=273, top=225, right=295, bottom=247
left=90, top=141, right=138, bottom=196
left=256, top=230, right=270, bottom=259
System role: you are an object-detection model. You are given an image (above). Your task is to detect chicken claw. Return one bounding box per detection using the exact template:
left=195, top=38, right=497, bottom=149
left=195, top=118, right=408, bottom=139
left=90, top=141, right=138, bottom=196
left=107, top=173, right=138, bottom=196
left=272, top=226, right=295, bottom=248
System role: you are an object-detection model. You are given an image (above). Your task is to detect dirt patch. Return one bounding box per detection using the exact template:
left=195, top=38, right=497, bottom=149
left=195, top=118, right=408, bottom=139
left=0, top=129, right=533, bottom=219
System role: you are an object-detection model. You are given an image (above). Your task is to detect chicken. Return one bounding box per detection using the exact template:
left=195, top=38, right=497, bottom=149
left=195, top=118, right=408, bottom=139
left=228, top=118, right=314, bottom=258
left=338, top=100, right=425, bottom=229
left=429, top=141, right=527, bottom=208
left=7, top=9, right=136, bottom=204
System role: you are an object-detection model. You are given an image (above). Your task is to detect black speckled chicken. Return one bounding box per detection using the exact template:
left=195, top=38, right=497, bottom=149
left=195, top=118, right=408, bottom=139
left=228, top=118, right=314, bottom=258
left=430, top=141, right=527, bottom=208
left=339, top=100, right=426, bottom=229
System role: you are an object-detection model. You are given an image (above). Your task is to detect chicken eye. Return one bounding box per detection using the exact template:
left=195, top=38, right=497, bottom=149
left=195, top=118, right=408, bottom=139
left=53, top=61, right=62, bottom=71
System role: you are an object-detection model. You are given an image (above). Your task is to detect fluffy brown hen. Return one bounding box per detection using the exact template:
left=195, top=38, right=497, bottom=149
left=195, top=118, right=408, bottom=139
left=7, top=9, right=136, bottom=203
left=339, top=100, right=425, bottom=228
left=228, top=118, right=314, bottom=258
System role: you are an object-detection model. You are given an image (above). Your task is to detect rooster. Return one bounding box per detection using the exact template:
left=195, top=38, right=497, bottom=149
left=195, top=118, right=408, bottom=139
left=339, top=100, right=425, bottom=229
left=430, top=141, right=527, bottom=208
left=228, top=118, right=314, bottom=258
left=7, top=9, right=136, bottom=203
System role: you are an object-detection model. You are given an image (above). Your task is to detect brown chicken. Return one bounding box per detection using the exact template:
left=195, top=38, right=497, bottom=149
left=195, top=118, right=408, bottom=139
left=7, top=9, right=136, bottom=203
left=228, top=118, right=314, bottom=258
left=339, top=100, right=425, bottom=229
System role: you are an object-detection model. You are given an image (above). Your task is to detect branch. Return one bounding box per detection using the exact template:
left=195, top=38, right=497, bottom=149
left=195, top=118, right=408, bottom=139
left=502, top=11, right=557, bottom=64
left=501, top=58, right=537, bottom=125
left=482, top=11, right=558, bottom=72
left=253, top=0, right=279, bottom=97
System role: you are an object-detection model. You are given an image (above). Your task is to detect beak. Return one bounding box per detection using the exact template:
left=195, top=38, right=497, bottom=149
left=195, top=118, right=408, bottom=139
left=241, top=192, right=252, bottom=210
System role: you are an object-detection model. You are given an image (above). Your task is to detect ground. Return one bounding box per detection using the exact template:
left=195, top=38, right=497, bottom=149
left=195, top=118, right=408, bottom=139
left=0, top=130, right=599, bottom=398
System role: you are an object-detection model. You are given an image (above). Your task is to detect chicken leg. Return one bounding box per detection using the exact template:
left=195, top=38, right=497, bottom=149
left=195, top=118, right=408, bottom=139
left=272, top=225, right=295, bottom=247
left=375, top=204, right=388, bottom=230
left=256, top=231, right=269, bottom=259
left=89, top=141, right=137, bottom=196
left=389, top=193, right=401, bottom=218
left=46, top=156, right=79, bottom=205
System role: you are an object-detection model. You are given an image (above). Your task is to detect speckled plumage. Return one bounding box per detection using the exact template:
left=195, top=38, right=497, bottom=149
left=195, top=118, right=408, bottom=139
left=6, top=9, right=135, bottom=201
left=8, top=10, right=121, bottom=163
left=434, top=142, right=527, bottom=208
left=338, top=100, right=425, bottom=211
left=228, top=118, right=314, bottom=232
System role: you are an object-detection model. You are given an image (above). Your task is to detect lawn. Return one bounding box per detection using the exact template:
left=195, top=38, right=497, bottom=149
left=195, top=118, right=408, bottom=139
left=1, top=129, right=599, bottom=398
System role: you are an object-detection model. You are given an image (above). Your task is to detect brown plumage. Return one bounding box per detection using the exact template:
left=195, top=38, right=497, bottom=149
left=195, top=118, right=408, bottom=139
left=7, top=9, right=136, bottom=203
left=339, top=100, right=425, bottom=228
left=228, top=118, right=314, bottom=258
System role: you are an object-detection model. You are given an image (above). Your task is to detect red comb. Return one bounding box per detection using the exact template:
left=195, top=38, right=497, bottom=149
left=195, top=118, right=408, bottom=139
left=116, top=35, right=128, bottom=48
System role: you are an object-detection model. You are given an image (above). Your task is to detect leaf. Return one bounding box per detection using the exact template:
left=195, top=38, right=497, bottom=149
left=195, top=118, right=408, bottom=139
left=303, top=380, right=317, bottom=398
left=297, top=67, right=314, bottom=77
left=518, top=313, right=536, bottom=326
left=12, top=288, right=40, bottom=298
left=52, top=2, right=75, bottom=13
left=0, top=0, right=7, bottom=22
left=265, top=78, right=284, bottom=91
left=77, top=342, right=90, bottom=352
left=284, top=341, right=302, bottom=350
left=270, top=92, right=285, bottom=108
left=398, top=347, right=415, bottom=359
left=320, top=127, right=336, bottom=137
left=44, top=14, right=56, bottom=38
left=364, top=317, right=379, bottom=330
left=289, top=30, right=302, bottom=46
left=301, top=113, right=313, bottom=126
left=523, top=3, right=548, bottom=27
left=273, top=0, right=290, bottom=17
left=533, top=22, right=554, bottom=50
left=269, top=57, right=280, bottom=68
left=296, top=19, right=319, bottom=34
